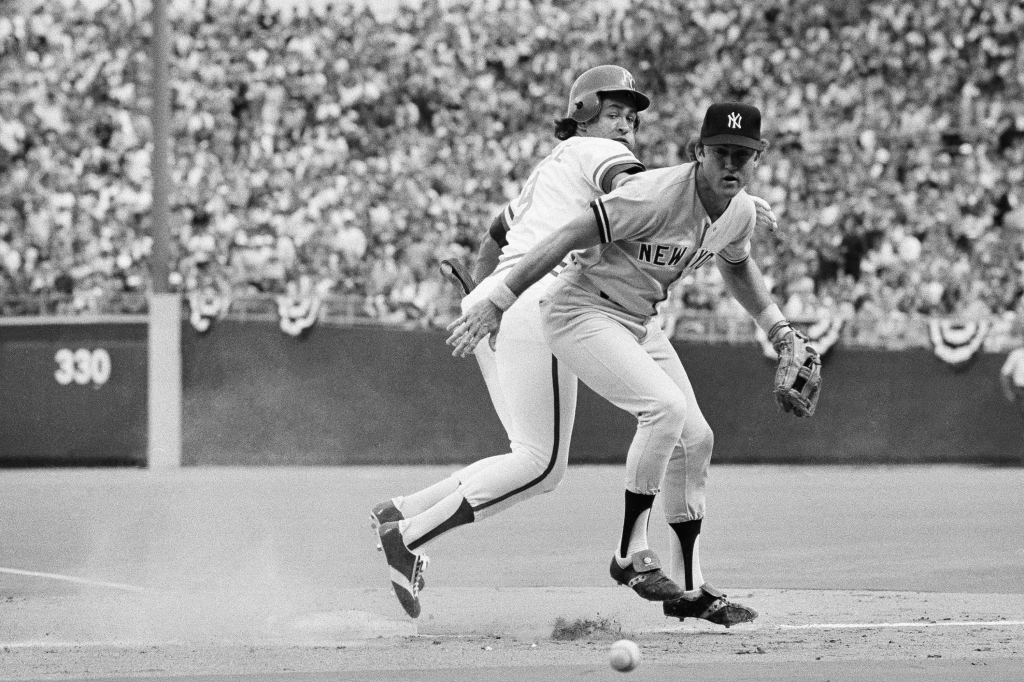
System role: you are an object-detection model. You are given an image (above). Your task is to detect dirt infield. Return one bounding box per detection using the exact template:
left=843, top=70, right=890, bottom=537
left=0, top=465, right=1022, bottom=680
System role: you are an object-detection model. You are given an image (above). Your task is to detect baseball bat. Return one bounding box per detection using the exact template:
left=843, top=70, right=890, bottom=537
left=439, top=259, right=476, bottom=295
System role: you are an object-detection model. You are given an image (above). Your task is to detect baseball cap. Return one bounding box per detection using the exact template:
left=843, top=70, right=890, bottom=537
left=700, top=102, right=765, bottom=151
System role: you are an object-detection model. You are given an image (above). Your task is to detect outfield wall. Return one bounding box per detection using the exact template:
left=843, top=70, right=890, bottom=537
left=0, top=318, right=148, bottom=466
left=2, top=318, right=1019, bottom=466
left=181, top=321, right=1024, bottom=466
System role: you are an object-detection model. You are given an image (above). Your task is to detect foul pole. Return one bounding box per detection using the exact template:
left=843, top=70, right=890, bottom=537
left=147, top=0, right=182, bottom=468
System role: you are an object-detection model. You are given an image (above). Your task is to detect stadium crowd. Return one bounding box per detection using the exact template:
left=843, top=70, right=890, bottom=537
left=2, top=0, right=1024, bottom=328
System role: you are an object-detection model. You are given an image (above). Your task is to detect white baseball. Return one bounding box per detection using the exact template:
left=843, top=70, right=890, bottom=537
left=609, top=639, right=641, bottom=672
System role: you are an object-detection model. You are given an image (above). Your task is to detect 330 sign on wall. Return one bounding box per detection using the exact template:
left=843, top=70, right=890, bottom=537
left=0, top=321, right=148, bottom=465
left=54, top=348, right=113, bottom=386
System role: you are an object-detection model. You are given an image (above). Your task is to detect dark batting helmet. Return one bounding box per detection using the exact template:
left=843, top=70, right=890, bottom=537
left=566, top=65, right=651, bottom=123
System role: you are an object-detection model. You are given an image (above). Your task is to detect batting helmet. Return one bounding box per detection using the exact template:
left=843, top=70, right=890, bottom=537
left=566, top=65, right=651, bottom=123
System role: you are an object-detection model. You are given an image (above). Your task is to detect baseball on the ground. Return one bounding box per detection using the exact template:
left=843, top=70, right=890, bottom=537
left=609, top=639, right=641, bottom=672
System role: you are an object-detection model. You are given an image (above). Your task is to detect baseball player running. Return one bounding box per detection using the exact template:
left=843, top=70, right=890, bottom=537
left=448, top=102, right=820, bottom=627
left=371, top=66, right=652, bottom=619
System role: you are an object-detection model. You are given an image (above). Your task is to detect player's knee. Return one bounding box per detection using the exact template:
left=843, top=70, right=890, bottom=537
left=537, top=454, right=569, bottom=496
left=690, top=422, right=714, bottom=462
left=511, top=442, right=566, bottom=492
left=534, top=471, right=564, bottom=496
left=645, top=390, right=688, bottom=433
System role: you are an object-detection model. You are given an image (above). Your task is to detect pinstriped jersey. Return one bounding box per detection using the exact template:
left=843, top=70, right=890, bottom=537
left=560, top=162, right=756, bottom=319
left=491, top=136, right=644, bottom=280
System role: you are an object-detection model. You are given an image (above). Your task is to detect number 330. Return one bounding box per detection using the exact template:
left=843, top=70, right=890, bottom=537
left=54, top=348, right=112, bottom=386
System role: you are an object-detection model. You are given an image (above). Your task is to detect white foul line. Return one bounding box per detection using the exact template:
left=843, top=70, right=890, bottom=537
left=0, top=567, right=148, bottom=594
left=0, top=640, right=161, bottom=649
left=776, top=620, right=1024, bottom=630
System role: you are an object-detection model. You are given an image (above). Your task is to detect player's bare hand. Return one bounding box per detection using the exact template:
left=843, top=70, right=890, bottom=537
left=446, top=300, right=503, bottom=357
left=751, top=195, right=778, bottom=233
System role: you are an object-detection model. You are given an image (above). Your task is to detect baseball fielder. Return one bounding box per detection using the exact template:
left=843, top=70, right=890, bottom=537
left=449, top=102, right=820, bottom=627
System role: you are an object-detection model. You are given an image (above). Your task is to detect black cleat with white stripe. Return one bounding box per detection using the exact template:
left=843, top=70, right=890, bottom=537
left=376, top=521, right=429, bottom=619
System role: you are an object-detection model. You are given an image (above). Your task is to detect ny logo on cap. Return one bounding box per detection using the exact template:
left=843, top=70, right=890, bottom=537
left=727, top=112, right=742, bottom=129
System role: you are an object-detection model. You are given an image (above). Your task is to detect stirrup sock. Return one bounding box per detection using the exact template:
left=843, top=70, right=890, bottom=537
left=669, top=518, right=703, bottom=590
left=407, top=495, right=475, bottom=551
left=620, top=490, right=656, bottom=559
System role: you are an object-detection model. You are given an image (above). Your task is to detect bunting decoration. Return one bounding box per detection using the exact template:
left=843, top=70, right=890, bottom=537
left=187, top=288, right=231, bottom=333
left=803, top=315, right=845, bottom=358
left=928, top=319, right=991, bottom=370
left=277, top=290, right=322, bottom=337
left=754, top=314, right=845, bottom=361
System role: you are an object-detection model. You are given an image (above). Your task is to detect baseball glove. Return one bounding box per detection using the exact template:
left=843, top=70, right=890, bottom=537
left=439, top=258, right=476, bottom=295
left=769, top=322, right=822, bottom=417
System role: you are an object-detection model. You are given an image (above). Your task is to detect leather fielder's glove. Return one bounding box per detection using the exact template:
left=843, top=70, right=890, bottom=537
left=769, top=322, right=822, bottom=417
left=439, top=259, right=476, bottom=295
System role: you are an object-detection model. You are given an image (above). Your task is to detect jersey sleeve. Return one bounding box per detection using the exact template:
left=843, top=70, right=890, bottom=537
left=717, top=194, right=756, bottom=264
left=502, top=202, right=516, bottom=227
left=573, top=138, right=646, bottom=195
left=488, top=204, right=514, bottom=246
left=590, top=173, right=661, bottom=244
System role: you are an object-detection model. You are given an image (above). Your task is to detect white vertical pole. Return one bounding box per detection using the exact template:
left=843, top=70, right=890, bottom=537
left=148, top=294, right=182, bottom=467
left=147, top=0, right=182, bottom=467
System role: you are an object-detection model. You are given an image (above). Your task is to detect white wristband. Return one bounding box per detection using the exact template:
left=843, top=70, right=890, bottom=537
left=755, top=303, right=787, bottom=334
left=488, top=282, right=518, bottom=311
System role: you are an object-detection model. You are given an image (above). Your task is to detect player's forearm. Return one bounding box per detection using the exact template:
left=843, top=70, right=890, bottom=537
left=504, top=212, right=601, bottom=297
left=472, top=233, right=502, bottom=283
left=718, top=257, right=777, bottom=323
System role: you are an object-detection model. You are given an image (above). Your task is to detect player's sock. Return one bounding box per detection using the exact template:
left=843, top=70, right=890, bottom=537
left=616, top=490, right=656, bottom=567
left=668, top=519, right=704, bottom=592
left=394, top=476, right=461, bottom=518
left=402, top=490, right=475, bottom=551
left=626, top=509, right=652, bottom=556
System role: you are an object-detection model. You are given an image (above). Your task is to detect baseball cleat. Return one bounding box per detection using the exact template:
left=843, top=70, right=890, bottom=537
left=370, top=502, right=425, bottom=592
left=370, top=500, right=404, bottom=530
left=662, top=583, right=758, bottom=627
left=609, top=549, right=686, bottom=602
left=377, top=521, right=429, bottom=618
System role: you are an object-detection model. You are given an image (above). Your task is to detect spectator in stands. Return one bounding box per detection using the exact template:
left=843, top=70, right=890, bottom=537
left=1, top=0, right=1024, bottom=339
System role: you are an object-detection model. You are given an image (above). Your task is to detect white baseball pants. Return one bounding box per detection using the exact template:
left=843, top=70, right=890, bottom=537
left=540, top=281, right=714, bottom=522
left=452, top=275, right=578, bottom=520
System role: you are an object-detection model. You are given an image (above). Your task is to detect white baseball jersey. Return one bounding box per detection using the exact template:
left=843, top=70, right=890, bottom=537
left=559, top=162, right=756, bottom=319
left=490, top=136, right=644, bottom=282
